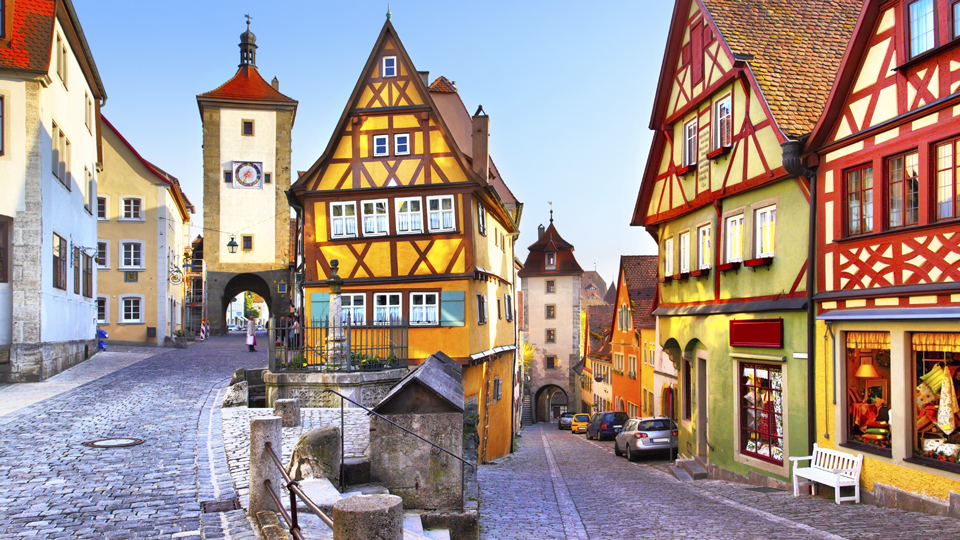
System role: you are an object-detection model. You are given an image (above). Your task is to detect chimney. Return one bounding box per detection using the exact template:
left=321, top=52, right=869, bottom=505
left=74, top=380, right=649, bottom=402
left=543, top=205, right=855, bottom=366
left=271, top=77, right=280, bottom=91
left=418, top=71, right=430, bottom=86
left=538, top=224, right=545, bottom=239
left=472, top=106, right=489, bottom=183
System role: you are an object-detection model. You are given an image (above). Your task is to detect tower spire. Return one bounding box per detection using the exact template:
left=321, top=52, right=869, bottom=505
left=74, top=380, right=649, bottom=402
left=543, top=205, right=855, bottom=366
left=239, top=15, right=258, bottom=68
left=548, top=201, right=554, bottom=224
left=386, top=4, right=392, bottom=19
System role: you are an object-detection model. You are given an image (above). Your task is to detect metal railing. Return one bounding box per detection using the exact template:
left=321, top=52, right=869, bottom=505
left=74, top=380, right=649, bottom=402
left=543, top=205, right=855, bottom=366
left=270, top=317, right=408, bottom=372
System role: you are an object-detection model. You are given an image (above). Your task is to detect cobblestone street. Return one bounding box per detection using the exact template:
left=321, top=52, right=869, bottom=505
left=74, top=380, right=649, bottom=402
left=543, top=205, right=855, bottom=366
left=479, top=424, right=960, bottom=540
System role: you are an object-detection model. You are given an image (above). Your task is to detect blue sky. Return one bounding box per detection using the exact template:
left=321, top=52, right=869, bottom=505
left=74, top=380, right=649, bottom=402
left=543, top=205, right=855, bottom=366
left=75, top=1, right=673, bottom=284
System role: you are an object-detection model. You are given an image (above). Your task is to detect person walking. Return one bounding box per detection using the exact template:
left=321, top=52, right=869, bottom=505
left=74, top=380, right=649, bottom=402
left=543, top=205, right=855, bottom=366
left=246, top=318, right=257, bottom=352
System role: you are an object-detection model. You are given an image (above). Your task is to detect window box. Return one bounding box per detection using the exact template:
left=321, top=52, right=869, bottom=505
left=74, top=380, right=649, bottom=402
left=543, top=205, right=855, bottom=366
left=690, top=268, right=710, bottom=278
left=658, top=275, right=673, bottom=283
left=904, top=455, right=960, bottom=474
left=676, top=164, right=695, bottom=176
left=744, top=256, right=773, bottom=268
left=675, top=272, right=689, bottom=280
left=707, top=146, right=730, bottom=160
left=718, top=261, right=740, bottom=273
left=627, top=372, right=637, bottom=380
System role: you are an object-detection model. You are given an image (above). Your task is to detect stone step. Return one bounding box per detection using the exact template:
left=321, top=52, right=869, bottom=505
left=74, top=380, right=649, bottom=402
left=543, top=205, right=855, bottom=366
left=677, top=458, right=708, bottom=480
left=667, top=463, right=694, bottom=482
left=423, top=529, right=451, bottom=540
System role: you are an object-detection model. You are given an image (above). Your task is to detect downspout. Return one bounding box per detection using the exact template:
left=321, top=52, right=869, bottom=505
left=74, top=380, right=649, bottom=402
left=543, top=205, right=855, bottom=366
left=781, top=138, right=817, bottom=454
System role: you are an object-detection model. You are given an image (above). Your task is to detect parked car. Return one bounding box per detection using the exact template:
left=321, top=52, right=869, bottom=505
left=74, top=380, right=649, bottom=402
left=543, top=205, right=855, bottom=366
left=586, top=411, right=630, bottom=441
left=227, top=324, right=238, bottom=331
left=557, top=412, right=575, bottom=430
left=570, top=413, right=591, bottom=434
left=614, top=417, right=678, bottom=461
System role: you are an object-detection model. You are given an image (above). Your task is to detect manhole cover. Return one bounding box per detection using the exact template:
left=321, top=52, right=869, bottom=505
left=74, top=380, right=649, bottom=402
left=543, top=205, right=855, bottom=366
left=745, top=486, right=785, bottom=493
left=81, top=438, right=145, bottom=448
left=201, top=498, right=242, bottom=513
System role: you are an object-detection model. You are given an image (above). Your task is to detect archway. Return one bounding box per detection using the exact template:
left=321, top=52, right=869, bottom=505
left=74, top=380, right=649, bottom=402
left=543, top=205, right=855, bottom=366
left=683, top=338, right=709, bottom=457
left=534, top=384, right=568, bottom=423
left=617, top=397, right=625, bottom=413
left=220, top=273, right=274, bottom=336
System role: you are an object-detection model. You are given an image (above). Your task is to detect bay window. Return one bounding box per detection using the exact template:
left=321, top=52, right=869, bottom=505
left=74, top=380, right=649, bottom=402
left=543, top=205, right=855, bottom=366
left=331, top=202, right=357, bottom=238
left=846, top=165, right=874, bottom=236
left=410, top=292, right=438, bottom=325
left=396, top=197, right=423, bottom=233
left=887, top=151, right=919, bottom=229
left=740, top=363, right=784, bottom=464
left=362, top=200, right=389, bottom=236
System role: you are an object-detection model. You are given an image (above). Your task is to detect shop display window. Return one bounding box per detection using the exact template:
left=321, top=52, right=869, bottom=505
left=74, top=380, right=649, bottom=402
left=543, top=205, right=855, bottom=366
left=912, top=333, right=960, bottom=469
left=740, top=363, right=784, bottom=464
left=845, top=332, right=891, bottom=453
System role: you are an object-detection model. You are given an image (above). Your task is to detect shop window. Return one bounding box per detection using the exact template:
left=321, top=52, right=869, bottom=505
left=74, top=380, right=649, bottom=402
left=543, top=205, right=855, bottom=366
left=912, top=332, right=960, bottom=469
left=845, top=332, right=892, bottom=454
left=740, top=363, right=784, bottom=464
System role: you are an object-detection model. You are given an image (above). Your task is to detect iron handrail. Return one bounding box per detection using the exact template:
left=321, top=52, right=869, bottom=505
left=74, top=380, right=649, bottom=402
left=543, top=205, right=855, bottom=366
left=263, top=478, right=306, bottom=540
left=264, top=441, right=335, bottom=534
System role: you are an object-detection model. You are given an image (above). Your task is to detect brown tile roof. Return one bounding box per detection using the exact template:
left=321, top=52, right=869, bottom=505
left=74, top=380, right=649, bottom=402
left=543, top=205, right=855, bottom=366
left=603, top=282, right=618, bottom=304
left=586, top=304, right=614, bottom=359
left=703, top=0, right=861, bottom=138
left=428, top=76, right=458, bottom=93
left=518, top=222, right=583, bottom=277
left=620, top=255, right=658, bottom=329
left=198, top=65, right=297, bottom=103
left=0, top=0, right=55, bottom=72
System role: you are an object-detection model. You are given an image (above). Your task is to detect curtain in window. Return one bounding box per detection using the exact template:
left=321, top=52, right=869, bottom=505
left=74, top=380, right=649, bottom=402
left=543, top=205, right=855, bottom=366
left=846, top=331, right=890, bottom=350
left=912, top=332, right=960, bottom=353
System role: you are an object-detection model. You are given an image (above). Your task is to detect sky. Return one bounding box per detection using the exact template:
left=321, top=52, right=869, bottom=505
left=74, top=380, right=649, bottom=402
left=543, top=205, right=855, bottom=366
left=75, top=1, right=673, bottom=285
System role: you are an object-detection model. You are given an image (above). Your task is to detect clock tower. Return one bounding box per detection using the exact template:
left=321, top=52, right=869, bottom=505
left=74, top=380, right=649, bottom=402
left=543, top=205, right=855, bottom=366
left=197, top=20, right=298, bottom=334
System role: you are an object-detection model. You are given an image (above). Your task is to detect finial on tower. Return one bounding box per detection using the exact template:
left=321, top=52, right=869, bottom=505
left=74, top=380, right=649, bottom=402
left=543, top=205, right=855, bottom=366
left=386, top=4, right=392, bottom=19
left=548, top=201, right=554, bottom=224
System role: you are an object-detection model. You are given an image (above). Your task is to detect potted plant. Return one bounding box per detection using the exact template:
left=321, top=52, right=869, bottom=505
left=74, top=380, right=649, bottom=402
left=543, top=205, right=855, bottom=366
left=173, top=329, right=188, bottom=349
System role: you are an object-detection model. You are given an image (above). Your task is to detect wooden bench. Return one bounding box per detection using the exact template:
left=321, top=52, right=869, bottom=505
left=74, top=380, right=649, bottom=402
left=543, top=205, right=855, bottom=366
left=789, top=443, right=863, bottom=504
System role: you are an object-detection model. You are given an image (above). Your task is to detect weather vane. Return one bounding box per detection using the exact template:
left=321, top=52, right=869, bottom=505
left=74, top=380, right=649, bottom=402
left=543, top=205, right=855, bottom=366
left=244, top=13, right=252, bottom=28
left=548, top=201, right=554, bottom=224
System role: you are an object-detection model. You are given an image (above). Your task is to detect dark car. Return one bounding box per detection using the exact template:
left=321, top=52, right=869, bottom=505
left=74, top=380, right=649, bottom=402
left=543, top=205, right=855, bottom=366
left=586, top=411, right=630, bottom=441
left=557, top=412, right=575, bottom=430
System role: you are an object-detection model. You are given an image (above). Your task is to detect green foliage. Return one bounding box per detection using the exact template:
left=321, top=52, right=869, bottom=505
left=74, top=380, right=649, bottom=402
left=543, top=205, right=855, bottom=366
left=244, top=291, right=260, bottom=319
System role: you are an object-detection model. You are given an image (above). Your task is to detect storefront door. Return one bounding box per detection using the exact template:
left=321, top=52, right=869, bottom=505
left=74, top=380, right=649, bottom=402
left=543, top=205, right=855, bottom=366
left=697, top=356, right=708, bottom=457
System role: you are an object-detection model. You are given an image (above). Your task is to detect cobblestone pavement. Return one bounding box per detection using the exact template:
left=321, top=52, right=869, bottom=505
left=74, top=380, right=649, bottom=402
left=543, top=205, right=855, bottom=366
left=0, top=333, right=266, bottom=539
left=479, top=423, right=960, bottom=540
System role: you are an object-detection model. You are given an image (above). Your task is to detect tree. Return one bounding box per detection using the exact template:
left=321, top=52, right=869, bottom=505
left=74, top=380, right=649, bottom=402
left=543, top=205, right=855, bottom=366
left=244, top=291, right=260, bottom=319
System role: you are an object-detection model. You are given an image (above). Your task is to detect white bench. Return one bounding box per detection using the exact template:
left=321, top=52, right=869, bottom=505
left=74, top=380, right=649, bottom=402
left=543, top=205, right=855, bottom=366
left=789, top=443, right=863, bottom=504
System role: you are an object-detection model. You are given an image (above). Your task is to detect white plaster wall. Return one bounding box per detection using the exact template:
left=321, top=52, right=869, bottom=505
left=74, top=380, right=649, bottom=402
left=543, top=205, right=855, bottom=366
left=653, top=315, right=678, bottom=417
left=523, top=274, right=578, bottom=370
left=0, top=78, right=27, bottom=347
left=218, top=108, right=277, bottom=265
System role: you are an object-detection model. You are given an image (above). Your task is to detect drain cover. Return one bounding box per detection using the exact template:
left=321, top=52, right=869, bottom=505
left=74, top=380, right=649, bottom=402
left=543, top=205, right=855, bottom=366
left=745, top=486, right=785, bottom=493
left=81, top=438, right=145, bottom=448
left=201, top=498, right=242, bottom=513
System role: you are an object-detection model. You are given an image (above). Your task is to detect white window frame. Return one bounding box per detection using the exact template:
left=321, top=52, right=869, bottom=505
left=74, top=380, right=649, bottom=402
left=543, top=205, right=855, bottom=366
left=726, top=214, right=744, bottom=263
left=373, top=292, right=402, bottom=325
left=713, top=95, right=732, bottom=150
left=477, top=202, right=487, bottom=236
left=361, top=199, right=389, bottom=236
left=119, top=295, right=144, bottom=324
left=410, top=292, right=439, bottom=326
left=341, top=293, right=366, bottom=324
left=697, top=224, right=712, bottom=270
left=683, top=118, right=698, bottom=167
left=97, top=196, right=108, bottom=220
left=382, top=56, right=397, bottom=78
left=373, top=134, right=389, bottom=157
left=756, top=205, right=777, bottom=258
left=426, top=195, right=455, bottom=232
left=663, top=237, right=674, bottom=276
left=330, top=202, right=358, bottom=238
left=395, top=197, right=423, bottom=234
left=96, top=296, right=109, bottom=324
left=119, top=197, right=144, bottom=221
left=394, top=133, right=410, bottom=156
left=679, top=232, right=690, bottom=274
left=120, top=241, right=145, bottom=270
left=97, top=240, right=109, bottom=269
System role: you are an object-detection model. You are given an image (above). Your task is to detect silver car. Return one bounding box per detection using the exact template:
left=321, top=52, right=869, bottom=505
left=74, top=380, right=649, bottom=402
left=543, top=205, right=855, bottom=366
left=614, top=417, right=678, bottom=461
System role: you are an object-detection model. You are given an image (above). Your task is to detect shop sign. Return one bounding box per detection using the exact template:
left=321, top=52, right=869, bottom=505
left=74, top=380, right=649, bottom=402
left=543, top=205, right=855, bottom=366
left=729, top=318, right=783, bottom=349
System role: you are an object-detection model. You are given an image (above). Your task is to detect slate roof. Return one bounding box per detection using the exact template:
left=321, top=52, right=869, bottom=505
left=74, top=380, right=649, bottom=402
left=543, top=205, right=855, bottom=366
left=619, top=255, right=658, bottom=329
left=586, top=304, right=614, bottom=360
left=197, top=65, right=297, bottom=103
left=703, top=0, right=861, bottom=138
left=374, top=351, right=464, bottom=413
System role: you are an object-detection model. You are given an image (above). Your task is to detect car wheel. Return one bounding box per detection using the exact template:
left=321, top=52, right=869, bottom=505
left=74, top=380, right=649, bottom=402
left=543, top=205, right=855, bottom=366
left=627, top=445, right=638, bottom=462
left=614, top=440, right=623, bottom=457
left=586, top=430, right=592, bottom=440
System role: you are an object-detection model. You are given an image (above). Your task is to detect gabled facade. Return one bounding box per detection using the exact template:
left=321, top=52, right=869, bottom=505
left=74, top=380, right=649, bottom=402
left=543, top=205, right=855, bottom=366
left=806, top=0, right=960, bottom=511
left=584, top=303, right=614, bottom=413
left=609, top=256, right=659, bottom=419
left=0, top=0, right=106, bottom=381
left=97, top=116, right=193, bottom=345
left=633, top=0, right=859, bottom=482
left=290, top=20, right=521, bottom=461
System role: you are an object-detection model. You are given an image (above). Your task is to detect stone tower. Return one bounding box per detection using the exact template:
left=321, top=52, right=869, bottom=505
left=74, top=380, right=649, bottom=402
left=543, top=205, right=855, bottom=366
left=197, top=20, right=298, bottom=334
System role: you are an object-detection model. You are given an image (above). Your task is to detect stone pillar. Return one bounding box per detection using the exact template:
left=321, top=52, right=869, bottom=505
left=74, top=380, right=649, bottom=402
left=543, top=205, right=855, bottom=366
left=332, top=494, right=403, bottom=540
left=274, top=398, right=300, bottom=427
left=325, top=260, right=349, bottom=368
left=249, top=416, right=283, bottom=515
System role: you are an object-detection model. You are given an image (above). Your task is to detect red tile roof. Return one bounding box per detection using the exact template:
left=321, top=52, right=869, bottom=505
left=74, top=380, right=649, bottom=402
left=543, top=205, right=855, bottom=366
left=619, top=255, right=658, bottom=329
left=587, top=304, right=614, bottom=359
left=428, top=76, right=457, bottom=93
left=518, top=222, right=584, bottom=277
left=197, top=65, right=297, bottom=103
left=0, top=0, right=55, bottom=72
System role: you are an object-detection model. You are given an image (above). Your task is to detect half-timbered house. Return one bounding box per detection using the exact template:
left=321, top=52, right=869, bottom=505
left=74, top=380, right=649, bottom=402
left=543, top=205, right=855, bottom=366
left=289, top=19, right=522, bottom=461
left=609, top=256, right=658, bottom=420
left=805, top=0, right=960, bottom=513
left=632, top=0, right=859, bottom=483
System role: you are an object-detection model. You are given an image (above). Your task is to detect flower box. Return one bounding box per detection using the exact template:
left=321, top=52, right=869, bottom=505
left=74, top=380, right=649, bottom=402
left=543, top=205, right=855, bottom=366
left=658, top=275, right=673, bottom=283
left=676, top=163, right=696, bottom=176
left=744, top=256, right=774, bottom=268
left=718, top=262, right=741, bottom=273
left=690, top=268, right=711, bottom=278
left=707, top=146, right=731, bottom=160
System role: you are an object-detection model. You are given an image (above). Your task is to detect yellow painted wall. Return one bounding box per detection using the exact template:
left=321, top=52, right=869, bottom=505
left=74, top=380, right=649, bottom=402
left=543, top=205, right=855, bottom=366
left=463, top=351, right=515, bottom=461
left=641, top=327, right=656, bottom=415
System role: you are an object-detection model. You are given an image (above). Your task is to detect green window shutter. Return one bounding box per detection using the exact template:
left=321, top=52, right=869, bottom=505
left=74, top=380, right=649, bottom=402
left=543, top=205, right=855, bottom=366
left=440, top=290, right=465, bottom=327
left=310, top=293, right=330, bottom=326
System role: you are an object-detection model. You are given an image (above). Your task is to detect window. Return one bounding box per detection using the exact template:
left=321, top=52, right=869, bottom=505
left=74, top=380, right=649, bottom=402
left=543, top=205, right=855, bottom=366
left=53, top=233, right=66, bottom=290
left=410, top=292, right=438, bottom=325
left=935, top=139, right=960, bottom=220
left=85, top=93, right=93, bottom=132
left=265, top=173, right=271, bottom=184
left=545, top=251, right=556, bottom=270
left=121, top=242, right=143, bottom=269
left=545, top=305, right=556, bottom=319
left=97, top=241, right=108, bottom=268
left=477, top=202, right=487, bottom=236
left=546, top=329, right=556, bottom=343
left=888, top=152, right=919, bottom=229
left=82, top=254, right=92, bottom=298
left=629, top=355, right=637, bottom=378
left=224, top=171, right=232, bottom=183
left=242, top=120, right=254, bottom=136
left=56, top=34, right=67, bottom=86
left=504, top=294, right=513, bottom=321
left=122, top=198, right=142, bottom=220
left=546, top=355, right=556, bottom=370
left=725, top=215, right=744, bottom=263
left=663, top=237, right=674, bottom=275
left=614, top=353, right=624, bottom=372
left=394, top=133, right=410, bottom=156
left=427, top=196, right=455, bottom=232
left=0, top=96, right=4, bottom=157
left=546, top=280, right=555, bottom=294
left=373, top=293, right=401, bottom=324
left=121, top=296, right=143, bottom=323
left=362, top=200, right=389, bottom=236
left=52, top=122, right=69, bottom=186
left=497, top=298, right=502, bottom=319
left=396, top=197, right=423, bottom=233
left=373, top=134, right=389, bottom=157
left=910, top=0, right=935, bottom=57
left=755, top=205, right=776, bottom=258
left=845, top=332, right=892, bottom=454
left=955, top=1, right=960, bottom=38
left=846, top=165, right=874, bottom=235
left=341, top=293, right=365, bottom=324
left=679, top=232, right=690, bottom=273
left=241, top=235, right=253, bottom=250
left=73, top=247, right=81, bottom=294
left=628, top=402, right=639, bottom=418
left=330, top=202, right=357, bottom=238
left=96, top=297, right=107, bottom=324
left=382, top=56, right=397, bottom=77
left=912, top=332, right=960, bottom=469
left=713, top=96, right=732, bottom=150
left=85, top=168, right=94, bottom=213
left=477, top=294, right=488, bottom=324
left=740, top=363, right=784, bottom=464
left=683, top=119, right=698, bottom=167
left=697, top=224, right=711, bottom=269
left=0, top=221, right=7, bottom=283
left=618, top=304, right=630, bottom=331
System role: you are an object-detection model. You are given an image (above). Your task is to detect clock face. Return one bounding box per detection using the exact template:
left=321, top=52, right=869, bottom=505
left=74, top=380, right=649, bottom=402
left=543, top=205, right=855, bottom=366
left=234, top=162, right=262, bottom=187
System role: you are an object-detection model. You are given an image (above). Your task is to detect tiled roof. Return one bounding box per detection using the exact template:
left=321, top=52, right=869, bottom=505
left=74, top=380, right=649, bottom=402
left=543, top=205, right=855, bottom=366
left=429, top=76, right=457, bottom=93
left=703, top=0, right=861, bottom=138
left=620, top=255, right=658, bottom=329
left=0, top=0, right=55, bottom=72
left=603, top=282, right=618, bottom=304
left=518, top=222, right=583, bottom=277
left=587, top=303, right=614, bottom=359
left=197, top=65, right=297, bottom=103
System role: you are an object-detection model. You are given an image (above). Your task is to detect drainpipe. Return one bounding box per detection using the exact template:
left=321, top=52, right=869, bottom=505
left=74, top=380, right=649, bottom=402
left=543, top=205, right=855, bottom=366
left=781, top=138, right=817, bottom=455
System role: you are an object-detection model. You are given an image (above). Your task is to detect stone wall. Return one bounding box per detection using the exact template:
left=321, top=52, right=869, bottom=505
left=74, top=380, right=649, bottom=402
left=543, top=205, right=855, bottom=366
left=263, top=368, right=406, bottom=409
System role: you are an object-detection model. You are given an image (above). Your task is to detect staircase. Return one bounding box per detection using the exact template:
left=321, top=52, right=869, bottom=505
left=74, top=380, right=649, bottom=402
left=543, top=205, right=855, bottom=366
left=521, top=395, right=533, bottom=426
left=668, top=455, right=709, bottom=482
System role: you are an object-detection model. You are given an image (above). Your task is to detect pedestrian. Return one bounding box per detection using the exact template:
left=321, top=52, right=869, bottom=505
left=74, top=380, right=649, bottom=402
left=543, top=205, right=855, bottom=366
left=246, top=318, right=257, bottom=352
left=291, top=316, right=301, bottom=349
